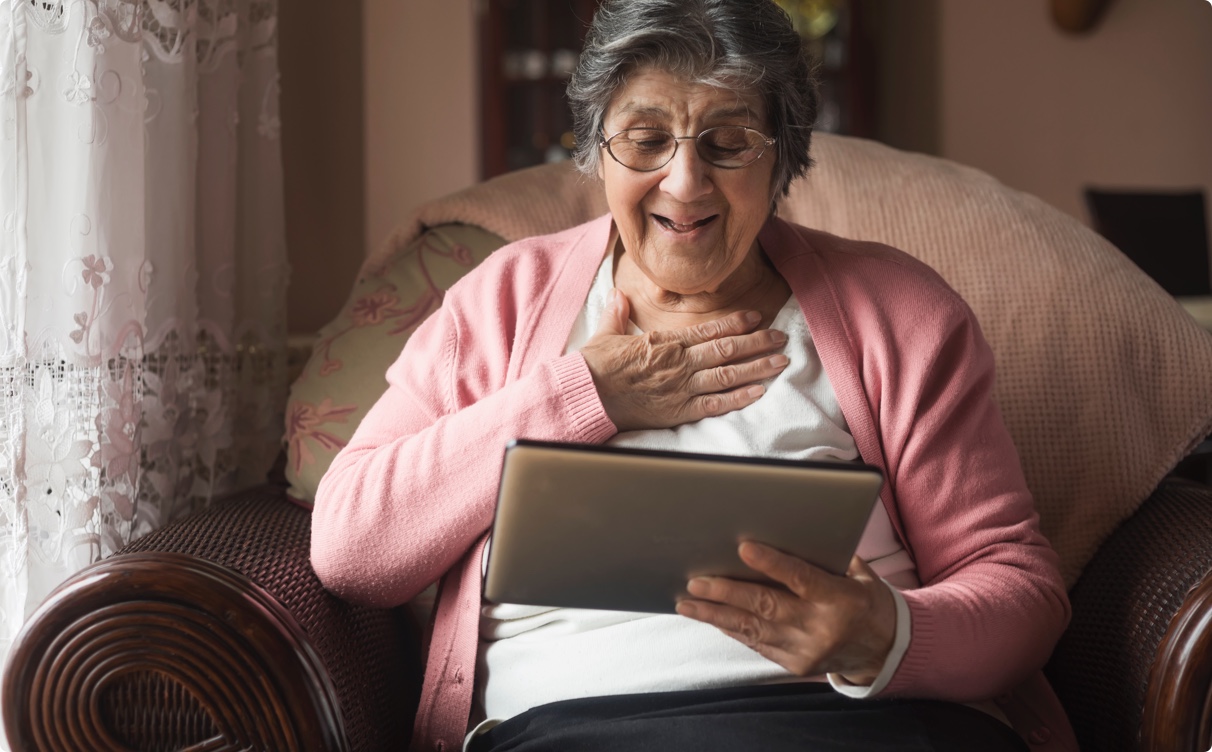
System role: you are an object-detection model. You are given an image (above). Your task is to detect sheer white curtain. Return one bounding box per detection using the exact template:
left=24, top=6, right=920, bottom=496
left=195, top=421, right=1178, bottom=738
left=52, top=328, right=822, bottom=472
left=0, top=0, right=288, bottom=713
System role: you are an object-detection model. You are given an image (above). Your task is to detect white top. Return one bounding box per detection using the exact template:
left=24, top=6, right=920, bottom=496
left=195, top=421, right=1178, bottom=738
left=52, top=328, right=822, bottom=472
left=472, top=248, right=917, bottom=740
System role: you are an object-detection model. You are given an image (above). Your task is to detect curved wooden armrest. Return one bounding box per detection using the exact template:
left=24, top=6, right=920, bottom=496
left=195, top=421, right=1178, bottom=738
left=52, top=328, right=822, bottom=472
left=1046, top=477, right=1212, bottom=752
left=3, top=485, right=422, bottom=752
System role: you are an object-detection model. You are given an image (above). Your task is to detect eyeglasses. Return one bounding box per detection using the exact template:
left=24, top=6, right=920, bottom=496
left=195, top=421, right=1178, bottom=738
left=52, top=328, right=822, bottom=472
left=600, top=126, right=776, bottom=172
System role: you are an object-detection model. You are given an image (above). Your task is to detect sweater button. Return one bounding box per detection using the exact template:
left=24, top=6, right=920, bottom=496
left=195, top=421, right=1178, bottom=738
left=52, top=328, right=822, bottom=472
left=1028, top=727, right=1051, bottom=745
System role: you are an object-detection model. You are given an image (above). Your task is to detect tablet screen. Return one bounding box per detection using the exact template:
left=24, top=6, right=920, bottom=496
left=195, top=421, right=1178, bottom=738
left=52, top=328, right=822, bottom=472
left=484, top=439, right=883, bottom=614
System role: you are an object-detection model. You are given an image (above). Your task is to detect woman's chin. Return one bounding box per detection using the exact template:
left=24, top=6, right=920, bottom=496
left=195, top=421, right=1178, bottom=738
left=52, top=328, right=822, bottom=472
left=630, top=246, right=737, bottom=298
left=638, top=267, right=727, bottom=297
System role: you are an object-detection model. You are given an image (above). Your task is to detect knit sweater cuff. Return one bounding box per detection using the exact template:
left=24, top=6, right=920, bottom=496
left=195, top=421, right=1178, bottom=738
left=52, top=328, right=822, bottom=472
left=882, top=590, right=936, bottom=695
left=550, top=352, right=617, bottom=443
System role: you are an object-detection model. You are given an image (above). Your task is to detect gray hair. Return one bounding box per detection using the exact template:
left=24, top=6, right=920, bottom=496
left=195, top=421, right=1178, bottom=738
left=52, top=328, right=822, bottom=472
left=567, top=0, right=819, bottom=198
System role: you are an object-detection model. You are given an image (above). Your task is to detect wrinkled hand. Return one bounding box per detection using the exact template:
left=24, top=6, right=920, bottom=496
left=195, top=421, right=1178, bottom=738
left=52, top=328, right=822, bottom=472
left=580, top=289, right=790, bottom=432
left=675, top=543, right=897, bottom=686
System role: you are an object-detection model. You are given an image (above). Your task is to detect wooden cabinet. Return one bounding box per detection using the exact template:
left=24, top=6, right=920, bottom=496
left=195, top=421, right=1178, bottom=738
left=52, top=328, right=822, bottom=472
left=477, top=0, right=876, bottom=180
left=478, top=0, right=600, bottom=179
left=777, top=0, right=877, bottom=139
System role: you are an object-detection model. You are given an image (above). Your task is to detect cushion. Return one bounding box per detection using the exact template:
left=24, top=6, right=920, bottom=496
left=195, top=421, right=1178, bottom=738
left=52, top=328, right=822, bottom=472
left=778, top=135, right=1212, bottom=587
left=284, top=224, right=506, bottom=505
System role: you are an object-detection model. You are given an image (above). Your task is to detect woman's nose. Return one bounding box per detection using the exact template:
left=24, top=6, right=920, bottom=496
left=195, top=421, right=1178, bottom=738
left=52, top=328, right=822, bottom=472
left=658, top=140, right=712, bottom=202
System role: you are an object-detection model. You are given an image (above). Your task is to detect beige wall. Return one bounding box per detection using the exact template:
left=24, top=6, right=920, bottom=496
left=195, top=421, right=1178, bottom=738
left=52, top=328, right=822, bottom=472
left=281, top=0, right=478, bottom=335
left=280, top=0, right=1212, bottom=334
left=279, top=0, right=365, bottom=335
left=938, top=0, right=1212, bottom=226
left=364, top=0, right=479, bottom=260
left=357, top=0, right=1212, bottom=245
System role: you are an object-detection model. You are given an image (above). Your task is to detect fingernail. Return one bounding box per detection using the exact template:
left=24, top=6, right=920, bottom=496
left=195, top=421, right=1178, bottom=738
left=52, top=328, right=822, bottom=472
left=687, top=577, right=709, bottom=596
left=769, top=354, right=789, bottom=368
left=676, top=600, right=697, bottom=618
left=770, top=329, right=788, bottom=344
left=746, top=385, right=765, bottom=399
left=743, top=311, right=761, bottom=324
left=740, top=541, right=766, bottom=559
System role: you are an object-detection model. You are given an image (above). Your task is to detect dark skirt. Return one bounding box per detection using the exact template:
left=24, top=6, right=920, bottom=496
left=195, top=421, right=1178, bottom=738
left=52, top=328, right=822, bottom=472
left=468, top=683, right=1028, bottom=752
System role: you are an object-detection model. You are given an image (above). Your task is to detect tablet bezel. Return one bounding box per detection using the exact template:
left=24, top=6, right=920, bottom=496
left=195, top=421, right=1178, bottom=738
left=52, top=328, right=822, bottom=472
left=483, top=439, right=884, bottom=614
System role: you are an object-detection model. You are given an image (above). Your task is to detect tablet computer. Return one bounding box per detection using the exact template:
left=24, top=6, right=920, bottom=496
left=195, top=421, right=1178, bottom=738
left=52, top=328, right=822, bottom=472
left=483, top=439, right=884, bottom=614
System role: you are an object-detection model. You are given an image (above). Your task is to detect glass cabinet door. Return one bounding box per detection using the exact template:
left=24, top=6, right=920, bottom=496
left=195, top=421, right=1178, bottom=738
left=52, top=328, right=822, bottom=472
left=478, top=0, right=876, bottom=179
left=479, top=0, right=600, bottom=179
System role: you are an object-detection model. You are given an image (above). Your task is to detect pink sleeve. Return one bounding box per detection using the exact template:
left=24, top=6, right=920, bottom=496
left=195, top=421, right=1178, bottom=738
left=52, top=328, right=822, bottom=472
left=880, top=302, right=1071, bottom=699
left=310, top=300, right=616, bottom=607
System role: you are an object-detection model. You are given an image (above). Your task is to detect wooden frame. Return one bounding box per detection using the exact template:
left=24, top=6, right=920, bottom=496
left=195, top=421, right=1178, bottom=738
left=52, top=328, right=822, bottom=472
left=1143, top=576, right=1212, bottom=751
left=3, top=553, right=347, bottom=752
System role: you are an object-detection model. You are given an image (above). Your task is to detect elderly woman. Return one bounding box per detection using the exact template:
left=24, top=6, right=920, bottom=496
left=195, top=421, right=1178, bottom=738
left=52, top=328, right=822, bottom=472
left=312, top=1, right=1075, bottom=751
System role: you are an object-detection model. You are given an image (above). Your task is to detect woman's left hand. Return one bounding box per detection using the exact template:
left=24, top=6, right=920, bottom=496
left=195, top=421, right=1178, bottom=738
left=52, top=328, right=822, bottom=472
left=675, top=542, right=897, bottom=686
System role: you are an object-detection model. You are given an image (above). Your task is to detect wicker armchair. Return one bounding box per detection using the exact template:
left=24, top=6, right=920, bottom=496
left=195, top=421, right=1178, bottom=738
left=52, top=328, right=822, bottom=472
left=6, top=135, right=1212, bottom=751
left=2, top=478, right=423, bottom=752
left=4, top=472, right=1211, bottom=751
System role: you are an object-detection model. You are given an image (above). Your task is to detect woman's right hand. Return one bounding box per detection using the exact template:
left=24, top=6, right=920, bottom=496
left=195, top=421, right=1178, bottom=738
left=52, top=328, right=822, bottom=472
left=580, top=289, right=790, bottom=432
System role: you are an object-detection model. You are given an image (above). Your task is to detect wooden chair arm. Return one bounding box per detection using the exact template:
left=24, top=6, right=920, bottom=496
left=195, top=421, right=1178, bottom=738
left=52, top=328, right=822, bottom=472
left=2, top=485, right=422, bottom=752
left=1046, top=477, right=1212, bottom=752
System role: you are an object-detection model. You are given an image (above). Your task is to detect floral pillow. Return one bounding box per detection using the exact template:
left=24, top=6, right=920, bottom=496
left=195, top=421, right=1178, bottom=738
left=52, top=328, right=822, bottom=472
left=284, top=224, right=506, bottom=506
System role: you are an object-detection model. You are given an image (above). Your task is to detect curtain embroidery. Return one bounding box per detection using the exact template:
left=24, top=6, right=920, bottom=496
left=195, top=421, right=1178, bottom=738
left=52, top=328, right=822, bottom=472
left=0, top=2, right=288, bottom=729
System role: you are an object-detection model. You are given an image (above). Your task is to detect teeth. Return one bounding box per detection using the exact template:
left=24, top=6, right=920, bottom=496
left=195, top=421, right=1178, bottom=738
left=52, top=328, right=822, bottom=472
left=657, top=215, right=711, bottom=232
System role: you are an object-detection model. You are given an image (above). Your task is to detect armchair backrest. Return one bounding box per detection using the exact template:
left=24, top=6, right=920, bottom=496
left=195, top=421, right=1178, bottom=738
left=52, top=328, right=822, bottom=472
left=780, top=135, right=1212, bottom=587
left=288, top=133, right=1212, bottom=587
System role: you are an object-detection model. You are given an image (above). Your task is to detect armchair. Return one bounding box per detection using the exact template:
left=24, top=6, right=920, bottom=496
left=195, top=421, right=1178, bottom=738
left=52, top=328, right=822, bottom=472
left=5, top=133, right=1212, bottom=752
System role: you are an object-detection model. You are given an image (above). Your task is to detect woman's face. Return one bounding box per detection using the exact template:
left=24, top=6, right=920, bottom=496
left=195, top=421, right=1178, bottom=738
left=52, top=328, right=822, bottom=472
left=599, top=68, right=776, bottom=297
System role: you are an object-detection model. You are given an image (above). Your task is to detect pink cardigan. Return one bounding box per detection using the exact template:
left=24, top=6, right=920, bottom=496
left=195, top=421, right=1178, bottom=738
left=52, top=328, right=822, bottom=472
left=312, top=214, right=1076, bottom=752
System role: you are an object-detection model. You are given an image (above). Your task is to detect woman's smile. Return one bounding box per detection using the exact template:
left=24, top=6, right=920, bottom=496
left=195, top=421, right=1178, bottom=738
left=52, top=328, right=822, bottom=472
left=652, top=212, right=718, bottom=236
left=598, top=68, right=777, bottom=307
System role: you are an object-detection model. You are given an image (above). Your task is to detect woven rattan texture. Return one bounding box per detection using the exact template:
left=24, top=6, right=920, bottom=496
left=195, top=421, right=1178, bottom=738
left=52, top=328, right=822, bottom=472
left=118, top=485, right=421, bottom=751
left=1046, top=478, right=1212, bottom=752
left=100, top=671, right=219, bottom=750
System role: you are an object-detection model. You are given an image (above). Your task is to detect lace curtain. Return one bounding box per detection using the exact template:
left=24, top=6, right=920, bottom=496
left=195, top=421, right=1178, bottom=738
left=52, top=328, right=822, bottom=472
left=0, top=0, right=288, bottom=724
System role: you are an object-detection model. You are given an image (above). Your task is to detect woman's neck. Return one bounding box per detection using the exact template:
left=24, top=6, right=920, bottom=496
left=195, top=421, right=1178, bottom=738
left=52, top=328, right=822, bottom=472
left=613, top=238, right=792, bottom=332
